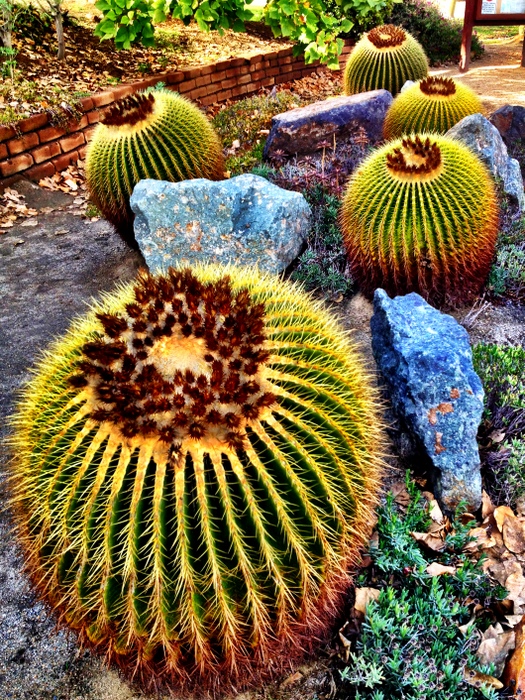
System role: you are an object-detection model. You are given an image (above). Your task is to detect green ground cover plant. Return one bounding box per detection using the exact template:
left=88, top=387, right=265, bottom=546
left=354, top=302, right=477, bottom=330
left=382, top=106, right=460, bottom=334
left=488, top=198, right=525, bottom=300
left=337, top=476, right=505, bottom=700
left=473, top=343, right=525, bottom=507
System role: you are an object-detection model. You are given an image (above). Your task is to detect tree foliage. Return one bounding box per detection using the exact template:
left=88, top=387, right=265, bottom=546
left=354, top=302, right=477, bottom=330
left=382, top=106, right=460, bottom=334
left=94, top=0, right=396, bottom=67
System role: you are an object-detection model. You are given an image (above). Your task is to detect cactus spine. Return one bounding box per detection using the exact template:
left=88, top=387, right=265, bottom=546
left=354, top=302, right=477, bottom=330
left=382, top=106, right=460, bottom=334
left=11, top=265, right=384, bottom=694
left=340, top=134, right=499, bottom=306
left=343, top=24, right=428, bottom=97
left=86, top=90, right=224, bottom=239
left=383, top=77, right=484, bottom=138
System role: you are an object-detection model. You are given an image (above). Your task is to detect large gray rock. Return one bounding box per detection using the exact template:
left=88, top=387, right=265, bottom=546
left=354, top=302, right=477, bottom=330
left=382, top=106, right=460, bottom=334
left=263, top=90, right=393, bottom=160
left=370, top=289, right=484, bottom=512
left=447, top=113, right=525, bottom=210
left=130, top=175, right=310, bottom=274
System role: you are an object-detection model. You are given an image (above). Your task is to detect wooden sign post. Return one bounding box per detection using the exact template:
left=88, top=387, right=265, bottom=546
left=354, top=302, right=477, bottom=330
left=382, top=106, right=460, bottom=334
left=460, top=0, right=525, bottom=71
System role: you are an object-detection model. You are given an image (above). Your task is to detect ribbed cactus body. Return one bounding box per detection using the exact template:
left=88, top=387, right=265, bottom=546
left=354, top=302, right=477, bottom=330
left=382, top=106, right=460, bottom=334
left=11, top=266, right=384, bottom=694
left=86, top=90, right=224, bottom=238
left=340, top=135, right=499, bottom=306
left=383, top=77, right=484, bottom=138
left=343, top=25, right=428, bottom=97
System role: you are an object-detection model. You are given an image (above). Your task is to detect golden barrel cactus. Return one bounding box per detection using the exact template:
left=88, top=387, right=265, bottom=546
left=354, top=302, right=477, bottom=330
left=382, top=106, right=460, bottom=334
left=343, top=24, right=428, bottom=97
left=340, top=134, right=499, bottom=307
left=86, top=90, right=224, bottom=240
left=10, top=265, right=384, bottom=695
left=383, top=76, right=484, bottom=138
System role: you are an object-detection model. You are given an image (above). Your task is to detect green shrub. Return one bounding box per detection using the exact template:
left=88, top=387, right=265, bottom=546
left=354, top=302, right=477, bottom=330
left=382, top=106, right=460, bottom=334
left=338, top=476, right=504, bottom=700
left=324, top=0, right=400, bottom=39
left=387, top=0, right=484, bottom=66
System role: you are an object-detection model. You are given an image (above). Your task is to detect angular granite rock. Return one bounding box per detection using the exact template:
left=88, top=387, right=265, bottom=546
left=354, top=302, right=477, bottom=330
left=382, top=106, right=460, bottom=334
left=130, top=175, right=310, bottom=274
left=370, top=289, right=484, bottom=512
left=447, top=113, right=525, bottom=210
left=490, top=104, right=525, bottom=146
left=263, top=90, right=393, bottom=160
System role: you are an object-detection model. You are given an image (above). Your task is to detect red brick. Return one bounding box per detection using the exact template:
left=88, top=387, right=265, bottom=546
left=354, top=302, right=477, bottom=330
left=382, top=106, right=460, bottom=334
left=185, top=67, right=203, bottom=79
left=228, top=57, right=246, bottom=68
left=199, top=65, right=214, bottom=76
left=279, top=64, right=294, bottom=75
left=78, top=96, right=94, bottom=112
left=252, top=61, right=270, bottom=72
left=112, top=85, right=136, bottom=100
left=87, top=110, right=101, bottom=125
left=221, top=77, right=238, bottom=90
left=279, top=47, right=294, bottom=57
left=138, top=77, right=163, bottom=89
left=78, top=145, right=88, bottom=159
left=178, top=79, right=196, bottom=93
left=39, top=125, right=67, bottom=143
left=91, top=90, right=115, bottom=108
left=263, top=51, right=278, bottom=60
left=249, top=53, right=264, bottom=64
left=31, top=141, right=61, bottom=164
left=25, top=161, right=56, bottom=181
left=200, top=94, right=218, bottom=107
left=260, top=77, right=275, bottom=87
left=225, top=66, right=243, bottom=78
left=0, top=125, right=16, bottom=143
left=8, top=132, right=39, bottom=156
left=215, top=89, right=233, bottom=102
left=0, top=143, right=7, bottom=160
left=188, top=86, right=208, bottom=100
left=59, top=132, right=85, bottom=153
left=0, top=153, right=34, bottom=177
left=195, top=74, right=212, bottom=87
left=53, top=151, right=79, bottom=172
left=205, top=83, right=221, bottom=96
left=249, top=70, right=266, bottom=82
left=231, top=83, right=257, bottom=98
left=18, top=112, right=49, bottom=133
left=68, top=115, right=89, bottom=133
left=166, top=71, right=185, bottom=84
left=214, top=59, right=234, bottom=70
left=84, top=126, right=98, bottom=142
left=269, top=58, right=281, bottom=67
left=290, top=69, right=304, bottom=81
left=281, top=55, right=293, bottom=65
left=210, top=70, right=227, bottom=83
left=266, top=66, right=281, bottom=77
left=238, top=74, right=253, bottom=85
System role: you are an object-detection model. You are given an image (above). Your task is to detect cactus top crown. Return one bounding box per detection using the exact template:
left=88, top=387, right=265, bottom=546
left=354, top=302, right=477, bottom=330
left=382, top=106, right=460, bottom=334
left=367, top=24, right=406, bottom=48
left=101, top=92, right=155, bottom=128
left=70, top=268, right=276, bottom=453
left=386, top=135, right=442, bottom=181
left=419, top=76, right=456, bottom=97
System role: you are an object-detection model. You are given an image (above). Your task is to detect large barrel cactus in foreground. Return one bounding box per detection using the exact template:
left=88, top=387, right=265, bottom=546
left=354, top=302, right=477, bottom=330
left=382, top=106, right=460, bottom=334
left=343, top=24, right=428, bottom=97
left=10, top=265, right=384, bottom=695
left=340, top=134, right=499, bottom=307
left=383, top=76, right=484, bottom=138
left=86, top=90, right=224, bottom=240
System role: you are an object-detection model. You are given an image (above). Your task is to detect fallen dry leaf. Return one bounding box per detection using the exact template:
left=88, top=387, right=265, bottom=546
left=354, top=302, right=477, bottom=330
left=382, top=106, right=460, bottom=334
left=482, top=490, right=496, bottom=519
left=353, top=587, right=381, bottom=615
left=463, top=667, right=504, bottom=691
left=280, top=671, right=303, bottom=688
left=504, top=616, right=525, bottom=696
left=476, top=622, right=515, bottom=675
left=390, top=480, right=411, bottom=508
left=411, top=531, right=446, bottom=552
left=426, top=562, right=456, bottom=576
left=463, top=526, right=497, bottom=553
left=495, top=506, right=517, bottom=533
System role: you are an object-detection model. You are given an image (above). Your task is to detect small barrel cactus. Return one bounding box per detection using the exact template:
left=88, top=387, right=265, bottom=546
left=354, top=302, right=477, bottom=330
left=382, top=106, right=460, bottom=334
left=11, top=265, right=384, bottom=695
left=383, top=76, right=484, bottom=139
left=86, top=90, right=224, bottom=241
left=340, top=134, right=499, bottom=307
left=343, top=24, right=428, bottom=97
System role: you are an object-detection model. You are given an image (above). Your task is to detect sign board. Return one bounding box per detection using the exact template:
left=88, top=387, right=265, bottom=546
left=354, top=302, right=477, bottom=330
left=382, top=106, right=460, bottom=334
left=461, top=0, right=525, bottom=71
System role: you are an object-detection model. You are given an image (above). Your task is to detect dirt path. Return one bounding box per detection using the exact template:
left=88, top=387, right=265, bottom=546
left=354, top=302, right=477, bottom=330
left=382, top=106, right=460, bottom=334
left=430, top=39, right=525, bottom=113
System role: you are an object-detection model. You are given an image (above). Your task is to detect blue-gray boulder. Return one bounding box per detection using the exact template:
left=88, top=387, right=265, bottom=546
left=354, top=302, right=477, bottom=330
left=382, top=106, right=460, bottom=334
left=447, top=113, right=525, bottom=210
left=130, top=175, right=310, bottom=274
left=490, top=104, right=525, bottom=146
left=263, top=90, right=393, bottom=160
left=370, top=289, right=484, bottom=512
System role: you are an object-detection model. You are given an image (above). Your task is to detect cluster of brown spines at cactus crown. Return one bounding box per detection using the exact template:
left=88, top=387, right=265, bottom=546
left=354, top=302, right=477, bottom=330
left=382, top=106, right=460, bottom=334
left=69, top=268, right=276, bottom=451
left=386, top=135, right=442, bottom=177
left=368, top=24, right=406, bottom=48
left=419, top=76, right=456, bottom=97
left=102, top=93, right=155, bottom=128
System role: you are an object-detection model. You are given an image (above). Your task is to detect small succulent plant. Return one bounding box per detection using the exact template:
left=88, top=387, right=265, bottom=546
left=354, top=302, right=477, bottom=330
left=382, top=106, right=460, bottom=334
left=340, top=134, right=499, bottom=306
left=383, top=76, right=484, bottom=138
left=85, top=90, right=224, bottom=242
left=11, top=265, right=384, bottom=695
left=343, top=24, right=428, bottom=97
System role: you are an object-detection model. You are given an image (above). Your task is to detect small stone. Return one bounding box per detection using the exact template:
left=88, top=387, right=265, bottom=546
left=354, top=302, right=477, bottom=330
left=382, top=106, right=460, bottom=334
left=447, top=113, right=525, bottom=210
left=370, top=289, right=484, bottom=512
left=130, top=175, right=310, bottom=274
left=263, top=90, right=393, bottom=160
left=400, top=80, right=415, bottom=93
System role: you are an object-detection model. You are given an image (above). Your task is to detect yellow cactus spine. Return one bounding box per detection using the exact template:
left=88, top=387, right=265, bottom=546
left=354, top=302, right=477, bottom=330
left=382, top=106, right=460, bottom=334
left=85, top=90, right=224, bottom=241
left=340, top=134, right=499, bottom=307
left=383, top=76, right=484, bottom=138
left=10, top=265, right=384, bottom=696
left=343, top=24, right=428, bottom=97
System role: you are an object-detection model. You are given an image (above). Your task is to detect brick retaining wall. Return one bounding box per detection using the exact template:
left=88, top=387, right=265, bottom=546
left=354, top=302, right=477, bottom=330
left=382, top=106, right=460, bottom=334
left=0, top=42, right=353, bottom=188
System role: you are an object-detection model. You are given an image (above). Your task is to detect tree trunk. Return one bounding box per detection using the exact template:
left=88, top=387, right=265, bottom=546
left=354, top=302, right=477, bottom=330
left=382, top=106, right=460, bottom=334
left=55, top=10, right=65, bottom=60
